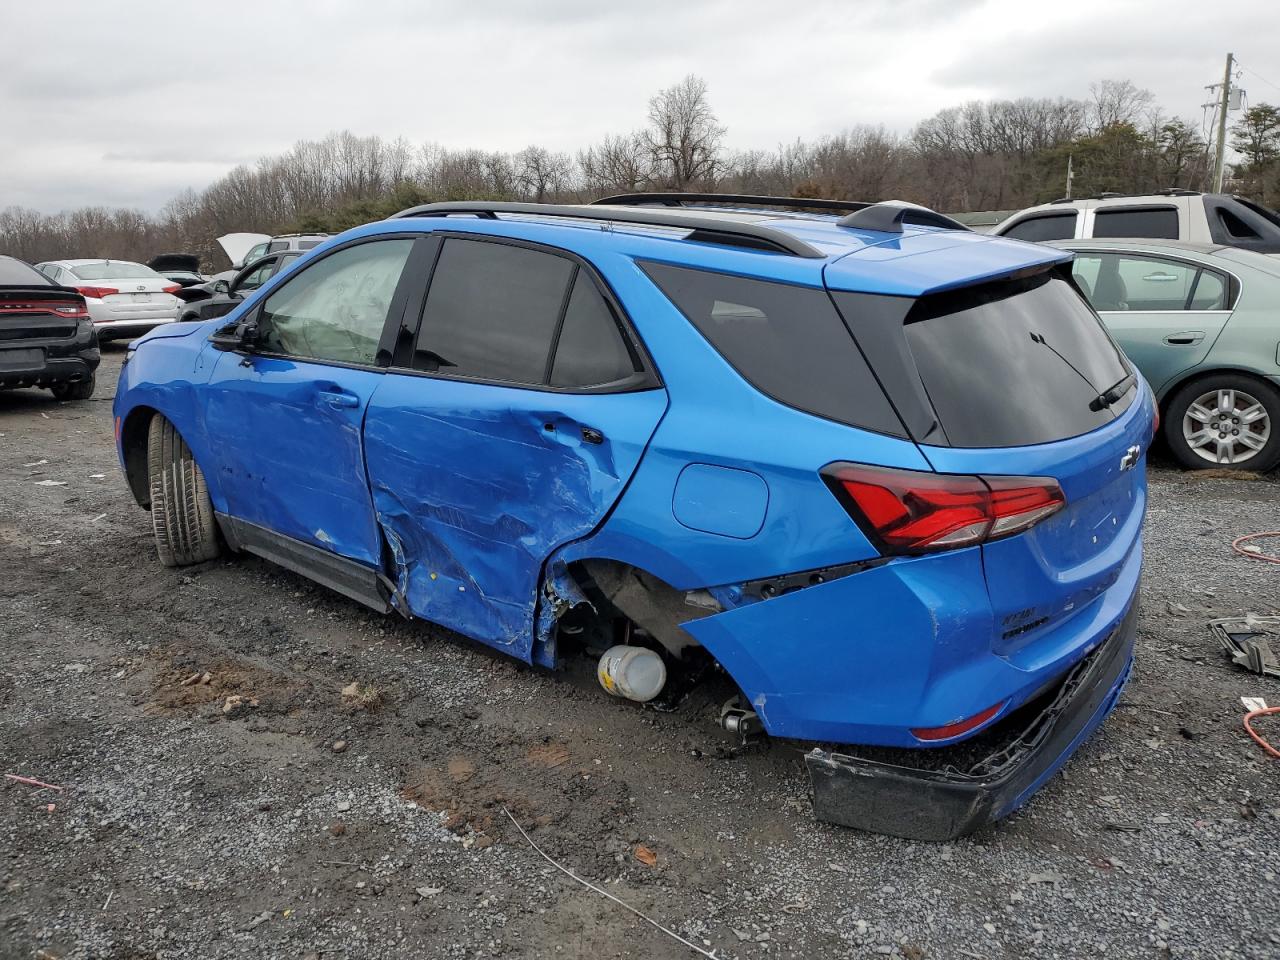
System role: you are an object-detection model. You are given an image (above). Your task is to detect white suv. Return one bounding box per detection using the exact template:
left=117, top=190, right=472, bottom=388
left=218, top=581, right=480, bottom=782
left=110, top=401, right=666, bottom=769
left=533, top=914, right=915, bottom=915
left=993, top=192, right=1280, bottom=255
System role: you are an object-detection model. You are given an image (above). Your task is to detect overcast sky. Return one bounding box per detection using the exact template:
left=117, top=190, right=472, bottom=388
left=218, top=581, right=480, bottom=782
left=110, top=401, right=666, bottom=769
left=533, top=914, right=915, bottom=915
left=4, top=0, right=1278, bottom=214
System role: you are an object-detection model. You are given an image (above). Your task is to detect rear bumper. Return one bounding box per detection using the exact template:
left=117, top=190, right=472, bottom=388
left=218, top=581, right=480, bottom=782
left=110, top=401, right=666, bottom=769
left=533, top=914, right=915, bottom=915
left=0, top=343, right=99, bottom=388
left=93, top=317, right=175, bottom=341
left=806, top=598, right=1137, bottom=840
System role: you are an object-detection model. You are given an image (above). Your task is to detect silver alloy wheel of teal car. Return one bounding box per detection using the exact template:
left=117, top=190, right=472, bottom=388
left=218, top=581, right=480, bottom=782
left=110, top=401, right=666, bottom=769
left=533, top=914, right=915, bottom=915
left=1183, top=386, right=1272, bottom=465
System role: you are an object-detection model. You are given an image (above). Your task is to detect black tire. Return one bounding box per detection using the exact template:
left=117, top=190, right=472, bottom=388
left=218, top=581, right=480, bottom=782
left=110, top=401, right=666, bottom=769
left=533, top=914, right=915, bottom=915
left=50, top=373, right=95, bottom=401
left=147, top=415, right=221, bottom=567
left=1163, top=373, right=1280, bottom=473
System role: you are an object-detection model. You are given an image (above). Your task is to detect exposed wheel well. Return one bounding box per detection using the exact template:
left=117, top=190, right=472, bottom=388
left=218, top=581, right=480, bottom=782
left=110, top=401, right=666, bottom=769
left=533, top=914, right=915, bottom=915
left=121, top=406, right=157, bottom=508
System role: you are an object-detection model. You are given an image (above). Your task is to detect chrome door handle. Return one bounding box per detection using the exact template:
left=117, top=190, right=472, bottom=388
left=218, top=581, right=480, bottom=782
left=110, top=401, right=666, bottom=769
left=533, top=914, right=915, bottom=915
left=1163, top=331, right=1204, bottom=346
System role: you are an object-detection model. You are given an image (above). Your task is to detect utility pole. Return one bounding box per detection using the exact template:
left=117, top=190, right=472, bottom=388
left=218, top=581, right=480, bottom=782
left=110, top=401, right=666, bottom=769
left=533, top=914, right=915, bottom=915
left=1065, top=154, right=1074, bottom=200
left=1212, top=52, right=1233, bottom=192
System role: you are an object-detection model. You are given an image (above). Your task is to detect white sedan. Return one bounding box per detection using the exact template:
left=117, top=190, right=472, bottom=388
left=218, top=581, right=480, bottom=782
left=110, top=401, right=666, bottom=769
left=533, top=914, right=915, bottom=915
left=35, top=259, right=182, bottom=341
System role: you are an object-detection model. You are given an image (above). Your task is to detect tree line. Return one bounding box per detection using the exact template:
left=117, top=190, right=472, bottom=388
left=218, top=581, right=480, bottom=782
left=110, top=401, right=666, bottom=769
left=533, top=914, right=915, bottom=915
left=4, top=76, right=1278, bottom=271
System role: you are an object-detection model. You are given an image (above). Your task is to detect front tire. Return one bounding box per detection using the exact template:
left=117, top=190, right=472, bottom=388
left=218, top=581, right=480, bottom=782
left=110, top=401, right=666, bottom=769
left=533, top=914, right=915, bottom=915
left=1163, top=373, right=1280, bottom=472
left=147, top=415, right=221, bottom=567
left=50, top=374, right=95, bottom=401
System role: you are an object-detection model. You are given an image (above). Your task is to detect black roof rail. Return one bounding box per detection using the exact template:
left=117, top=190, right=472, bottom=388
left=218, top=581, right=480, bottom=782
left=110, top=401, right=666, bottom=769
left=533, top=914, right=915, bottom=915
left=592, top=192, right=873, bottom=215
left=837, top=201, right=972, bottom=234
left=390, top=200, right=826, bottom=258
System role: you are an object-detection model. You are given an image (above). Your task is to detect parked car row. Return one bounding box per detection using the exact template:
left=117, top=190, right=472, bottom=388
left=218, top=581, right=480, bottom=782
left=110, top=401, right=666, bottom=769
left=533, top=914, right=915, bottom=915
left=0, top=233, right=331, bottom=400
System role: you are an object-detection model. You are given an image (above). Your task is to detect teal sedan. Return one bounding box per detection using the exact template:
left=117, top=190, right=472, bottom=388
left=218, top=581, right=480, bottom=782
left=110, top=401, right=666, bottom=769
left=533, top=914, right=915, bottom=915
left=1053, top=239, right=1280, bottom=472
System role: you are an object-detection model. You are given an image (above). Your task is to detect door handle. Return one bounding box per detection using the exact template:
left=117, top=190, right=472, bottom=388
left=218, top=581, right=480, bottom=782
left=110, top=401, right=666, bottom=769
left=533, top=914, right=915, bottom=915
left=1163, top=331, right=1204, bottom=346
left=316, top=389, right=359, bottom=409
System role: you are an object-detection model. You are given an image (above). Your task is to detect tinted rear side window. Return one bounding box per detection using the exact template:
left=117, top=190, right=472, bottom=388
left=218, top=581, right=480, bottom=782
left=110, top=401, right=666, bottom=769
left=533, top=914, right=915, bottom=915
left=0, top=258, right=52, bottom=285
left=550, top=273, right=639, bottom=388
left=1003, top=213, right=1077, bottom=242
left=904, top=274, right=1132, bottom=447
left=414, top=238, right=574, bottom=384
left=1093, top=207, right=1178, bottom=239
left=641, top=261, right=905, bottom=437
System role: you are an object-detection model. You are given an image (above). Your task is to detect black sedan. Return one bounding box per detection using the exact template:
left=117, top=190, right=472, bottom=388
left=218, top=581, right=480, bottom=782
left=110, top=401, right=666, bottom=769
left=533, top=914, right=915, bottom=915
left=0, top=255, right=99, bottom=401
left=175, top=250, right=302, bottom=323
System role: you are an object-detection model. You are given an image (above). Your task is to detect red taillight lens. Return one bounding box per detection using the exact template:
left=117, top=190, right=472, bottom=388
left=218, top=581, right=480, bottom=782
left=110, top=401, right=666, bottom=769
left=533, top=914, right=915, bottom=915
left=162, top=284, right=181, bottom=295
left=822, top=463, right=1065, bottom=555
left=0, top=299, right=89, bottom=319
left=75, top=285, right=118, bottom=299
left=911, top=700, right=1006, bottom=741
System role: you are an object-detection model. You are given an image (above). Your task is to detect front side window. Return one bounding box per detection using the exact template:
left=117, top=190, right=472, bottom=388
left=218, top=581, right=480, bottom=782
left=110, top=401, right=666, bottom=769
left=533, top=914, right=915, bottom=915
left=1092, top=207, right=1179, bottom=240
left=257, top=239, right=413, bottom=365
left=1003, top=212, right=1078, bottom=242
left=412, top=238, right=574, bottom=384
left=236, top=259, right=277, bottom=293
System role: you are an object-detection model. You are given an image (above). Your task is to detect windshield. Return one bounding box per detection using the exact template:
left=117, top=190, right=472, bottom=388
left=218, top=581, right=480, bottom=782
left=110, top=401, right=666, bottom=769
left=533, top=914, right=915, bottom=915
left=903, top=273, right=1133, bottom=447
left=70, top=262, right=163, bottom=281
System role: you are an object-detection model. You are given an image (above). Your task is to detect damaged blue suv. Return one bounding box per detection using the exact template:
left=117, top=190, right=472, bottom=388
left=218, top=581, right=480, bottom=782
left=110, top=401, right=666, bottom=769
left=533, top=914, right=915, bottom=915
left=114, top=194, right=1153, bottom=840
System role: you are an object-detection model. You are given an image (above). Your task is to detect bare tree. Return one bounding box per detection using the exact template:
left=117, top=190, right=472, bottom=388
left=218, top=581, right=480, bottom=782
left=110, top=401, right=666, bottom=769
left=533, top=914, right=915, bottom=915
left=643, top=75, right=726, bottom=189
left=1088, top=79, right=1155, bottom=133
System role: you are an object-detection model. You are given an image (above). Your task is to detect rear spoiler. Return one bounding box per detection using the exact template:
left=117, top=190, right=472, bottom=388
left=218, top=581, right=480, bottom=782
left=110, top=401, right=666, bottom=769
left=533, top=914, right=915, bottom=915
left=0, top=284, right=84, bottom=301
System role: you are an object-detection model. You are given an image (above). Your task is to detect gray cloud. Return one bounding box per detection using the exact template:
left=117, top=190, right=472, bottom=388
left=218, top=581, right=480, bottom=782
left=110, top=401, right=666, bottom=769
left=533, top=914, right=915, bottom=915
left=2, top=0, right=1275, bottom=214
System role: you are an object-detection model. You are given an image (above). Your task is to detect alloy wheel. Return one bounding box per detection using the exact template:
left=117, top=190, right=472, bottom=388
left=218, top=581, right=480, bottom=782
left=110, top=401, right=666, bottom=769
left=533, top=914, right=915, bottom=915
left=1182, top=387, right=1271, bottom=465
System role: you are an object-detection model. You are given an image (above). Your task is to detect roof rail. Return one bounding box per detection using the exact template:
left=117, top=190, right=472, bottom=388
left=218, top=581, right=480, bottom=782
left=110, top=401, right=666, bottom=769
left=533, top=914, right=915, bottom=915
left=837, top=201, right=972, bottom=234
left=592, top=192, right=873, bottom=215
left=389, top=200, right=825, bottom=258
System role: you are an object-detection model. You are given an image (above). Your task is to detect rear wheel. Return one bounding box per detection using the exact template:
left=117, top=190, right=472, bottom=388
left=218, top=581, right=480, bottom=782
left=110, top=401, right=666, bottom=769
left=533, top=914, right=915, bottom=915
left=147, top=414, right=221, bottom=566
left=50, top=374, right=95, bottom=401
left=1164, top=373, right=1280, bottom=472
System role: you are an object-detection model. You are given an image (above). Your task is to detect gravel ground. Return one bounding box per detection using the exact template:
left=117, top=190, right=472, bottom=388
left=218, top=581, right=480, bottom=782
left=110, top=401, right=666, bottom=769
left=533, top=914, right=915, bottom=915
left=2, top=345, right=1278, bottom=960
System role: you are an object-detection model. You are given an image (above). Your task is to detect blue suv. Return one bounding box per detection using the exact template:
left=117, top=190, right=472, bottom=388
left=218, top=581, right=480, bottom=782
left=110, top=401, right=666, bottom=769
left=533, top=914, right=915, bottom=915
left=114, top=194, right=1153, bottom=840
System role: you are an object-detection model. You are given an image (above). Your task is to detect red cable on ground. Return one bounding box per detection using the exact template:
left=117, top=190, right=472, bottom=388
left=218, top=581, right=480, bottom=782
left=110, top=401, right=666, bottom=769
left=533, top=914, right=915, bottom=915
left=1232, top=531, right=1280, bottom=564
left=1243, top=706, right=1280, bottom=759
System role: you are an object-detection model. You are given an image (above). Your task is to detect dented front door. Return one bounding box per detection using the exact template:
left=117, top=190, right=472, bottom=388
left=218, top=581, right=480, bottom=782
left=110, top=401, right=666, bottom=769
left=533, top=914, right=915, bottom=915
left=362, top=376, right=667, bottom=659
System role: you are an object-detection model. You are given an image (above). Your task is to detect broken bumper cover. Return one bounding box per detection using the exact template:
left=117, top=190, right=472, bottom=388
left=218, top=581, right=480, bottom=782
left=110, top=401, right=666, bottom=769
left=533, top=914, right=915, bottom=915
left=805, top=599, right=1138, bottom=841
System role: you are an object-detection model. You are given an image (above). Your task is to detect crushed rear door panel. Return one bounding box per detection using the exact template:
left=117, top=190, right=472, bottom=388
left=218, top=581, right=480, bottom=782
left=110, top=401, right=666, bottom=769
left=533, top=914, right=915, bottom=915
left=362, top=374, right=667, bottom=660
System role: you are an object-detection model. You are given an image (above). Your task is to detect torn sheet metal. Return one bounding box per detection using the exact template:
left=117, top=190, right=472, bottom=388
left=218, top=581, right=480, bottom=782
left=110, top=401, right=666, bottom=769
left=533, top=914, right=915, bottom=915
left=1211, top=615, right=1280, bottom=678
left=362, top=374, right=666, bottom=661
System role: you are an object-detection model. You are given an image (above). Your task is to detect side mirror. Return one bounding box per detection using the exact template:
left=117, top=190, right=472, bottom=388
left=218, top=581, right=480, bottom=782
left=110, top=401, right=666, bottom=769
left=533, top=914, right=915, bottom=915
left=212, top=279, right=230, bottom=295
left=209, top=316, right=260, bottom=352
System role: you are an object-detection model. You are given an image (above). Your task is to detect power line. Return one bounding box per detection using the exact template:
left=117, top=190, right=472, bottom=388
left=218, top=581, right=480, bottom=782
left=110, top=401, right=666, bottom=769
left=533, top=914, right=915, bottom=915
left=1236, top=61, right=1280, bottom=96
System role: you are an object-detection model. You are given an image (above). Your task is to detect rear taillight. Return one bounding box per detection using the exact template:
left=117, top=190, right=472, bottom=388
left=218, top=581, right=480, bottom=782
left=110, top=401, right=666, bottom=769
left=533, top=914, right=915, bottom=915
left=822, top=463, right=1065, bottom=555
left=0, top=299, right=89, bottom=319
left=75, top=286, right=118, bottom=299
left=162, top=284, right=181, bottom=295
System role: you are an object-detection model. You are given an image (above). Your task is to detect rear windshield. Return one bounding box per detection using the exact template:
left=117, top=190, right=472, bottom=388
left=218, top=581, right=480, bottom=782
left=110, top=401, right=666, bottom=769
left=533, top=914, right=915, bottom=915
left=903, top=273, right=1133, bottom=447
left=641, top=261, right=906, bottom=437
left=70, top=262, right=162, bottom=281
left=0, top=257, right=52, bottom=285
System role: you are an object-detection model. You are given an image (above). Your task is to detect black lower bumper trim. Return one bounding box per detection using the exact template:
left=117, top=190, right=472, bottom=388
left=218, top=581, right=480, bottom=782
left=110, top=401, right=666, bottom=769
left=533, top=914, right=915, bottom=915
left=805, top=600, right=1138, bottom=841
